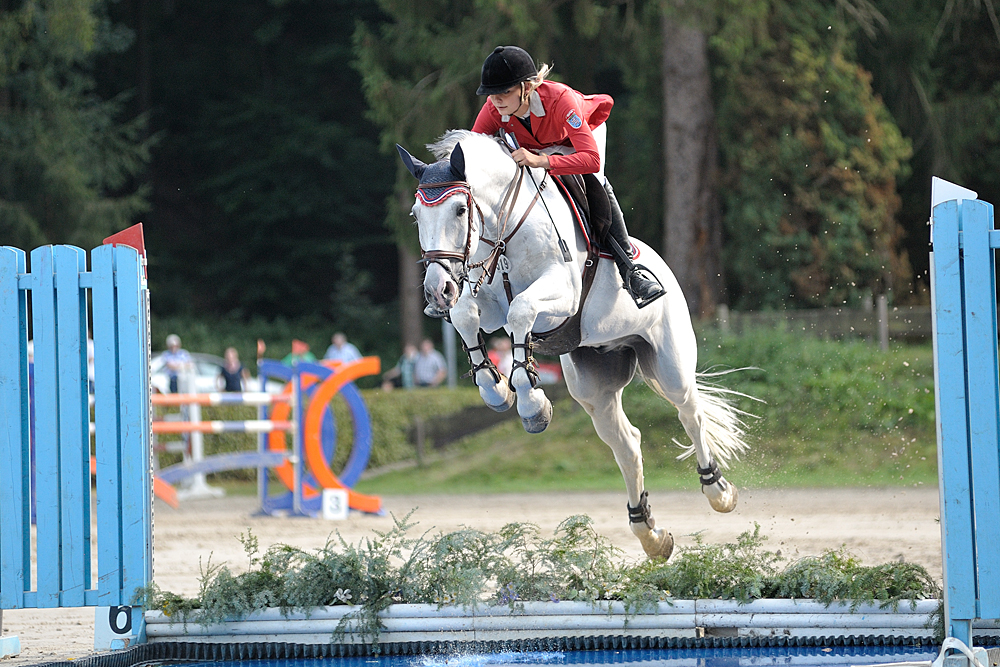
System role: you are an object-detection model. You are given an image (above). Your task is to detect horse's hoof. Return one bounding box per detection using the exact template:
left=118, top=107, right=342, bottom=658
left=703, top=478, right=739, bottom=513
left=635, top=526, right=674, bottom=560
left=521, top=399, right=553, bottom=433
left=485, top=380, right=515, bottom=413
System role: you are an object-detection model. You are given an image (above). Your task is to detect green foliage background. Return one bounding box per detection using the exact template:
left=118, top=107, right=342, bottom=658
left=714, top=0, right=913, bottom=309
left=5, top=0, right=1000, bottom=339
left=0, top=0, right=151, bottom=251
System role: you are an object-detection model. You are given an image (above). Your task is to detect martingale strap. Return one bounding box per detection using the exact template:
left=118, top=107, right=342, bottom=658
left=478, top=188, right=542, bottom=296
left=627, top=490, right=652, bottom=525
left=697, top=460, right=723, bottom=486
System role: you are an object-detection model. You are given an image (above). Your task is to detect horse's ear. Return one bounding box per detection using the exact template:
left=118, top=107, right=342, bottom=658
left=450, top=143, right=466, bottom=181
left=396, top=144, right=426, bottom=180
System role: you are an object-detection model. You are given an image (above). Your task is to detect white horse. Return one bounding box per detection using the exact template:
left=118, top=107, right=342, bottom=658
left=397, top=130, right=751, bottom=559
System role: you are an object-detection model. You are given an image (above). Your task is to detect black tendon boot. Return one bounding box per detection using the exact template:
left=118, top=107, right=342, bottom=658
left=603, top=181, right=666, bottom=308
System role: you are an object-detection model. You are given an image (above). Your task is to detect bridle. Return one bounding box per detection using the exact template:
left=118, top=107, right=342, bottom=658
left=415, top=163, right=541, bottom=298
left=415, top=180, right=482, bottom=285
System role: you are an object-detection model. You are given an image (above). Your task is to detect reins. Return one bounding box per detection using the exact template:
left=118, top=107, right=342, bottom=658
left=467, top=167, right=542, bottom=297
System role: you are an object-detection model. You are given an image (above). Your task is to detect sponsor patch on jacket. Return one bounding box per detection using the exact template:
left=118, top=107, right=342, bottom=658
left=566, top=110, right=583, bottom=129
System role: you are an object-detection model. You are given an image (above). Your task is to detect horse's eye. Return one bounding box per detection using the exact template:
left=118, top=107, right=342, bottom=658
left=457, top=205, right=468, bottom=217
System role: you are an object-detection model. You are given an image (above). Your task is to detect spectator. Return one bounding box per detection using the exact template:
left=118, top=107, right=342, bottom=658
left=489, top=336, right=513, bottom=378
left=282, top=339, right=317, bottom=366
left=381, top=343, right=418, bottom=391
left=414, top=339, right=447, bottom=387
left=324, top=332, right=362, bottom=364
left=219, top=347, right=250, bottom=392
left=161, top=334, right=193, bottom=393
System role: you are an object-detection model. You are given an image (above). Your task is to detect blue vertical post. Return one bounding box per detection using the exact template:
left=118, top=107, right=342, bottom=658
left=933, top=200, right=977, bottom=646
left=932, top=196, right=1000, bottom=647
left=111, top=246, right=152, bottom=603
left=0, top=247, right=30, bottom=610
left=293, top=367, right=304, bottom=516
left=53, top=246, right=91, bottom=608
left=31, top=246, right=61, bottom=608
left=958, top=201, right=1000, bottom=626
left=91, top=245, right=124, bottom=605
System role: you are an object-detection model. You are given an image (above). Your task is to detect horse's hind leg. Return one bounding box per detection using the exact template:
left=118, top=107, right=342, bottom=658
left=562, top=346, right=674, bottom=560
left=635, top=339, right=740, bottom=514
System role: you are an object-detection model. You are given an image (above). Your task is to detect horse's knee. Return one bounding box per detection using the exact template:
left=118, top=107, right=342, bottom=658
left=506, top=298, right=537, bottom=330
left=449, top=302, right=478, bottom=332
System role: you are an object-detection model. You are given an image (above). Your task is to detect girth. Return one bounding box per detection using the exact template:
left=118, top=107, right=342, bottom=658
left=528, top=174, right=609, bottom=356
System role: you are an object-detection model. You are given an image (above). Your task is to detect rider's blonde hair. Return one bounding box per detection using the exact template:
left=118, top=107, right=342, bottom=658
left=521, top=63, right=552, bottom=103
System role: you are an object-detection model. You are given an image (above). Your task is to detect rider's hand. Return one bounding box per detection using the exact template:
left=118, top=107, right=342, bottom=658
left=511, top=148, right=549, bottom=170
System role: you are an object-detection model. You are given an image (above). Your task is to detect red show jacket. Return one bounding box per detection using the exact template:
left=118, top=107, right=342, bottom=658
left=471, top=80, right=613, bottom=177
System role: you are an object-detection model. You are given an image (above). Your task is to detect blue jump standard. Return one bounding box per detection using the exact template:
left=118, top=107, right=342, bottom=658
left=0, top=634, right=20, bottom=659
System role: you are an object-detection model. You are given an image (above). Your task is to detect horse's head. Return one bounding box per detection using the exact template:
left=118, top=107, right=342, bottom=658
left=397, top=136, right=482, bottom=312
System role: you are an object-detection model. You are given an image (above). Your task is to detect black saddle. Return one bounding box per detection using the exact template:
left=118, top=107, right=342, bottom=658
left=554, top=172, right=613, bottom=251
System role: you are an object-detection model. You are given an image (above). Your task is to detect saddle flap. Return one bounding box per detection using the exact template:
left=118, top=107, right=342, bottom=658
left=554, top=173, right=613, bottom=251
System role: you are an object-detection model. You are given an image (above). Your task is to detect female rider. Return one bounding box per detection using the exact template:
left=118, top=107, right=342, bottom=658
left=471, top=45, right=665, bottom=308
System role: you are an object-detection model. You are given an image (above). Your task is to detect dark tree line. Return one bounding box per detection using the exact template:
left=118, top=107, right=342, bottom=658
left=2, top=0, right=1000, bottom=345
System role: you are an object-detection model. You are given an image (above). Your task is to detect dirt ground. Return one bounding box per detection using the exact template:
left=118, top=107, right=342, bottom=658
left=0, top=487, right=942, bottom=666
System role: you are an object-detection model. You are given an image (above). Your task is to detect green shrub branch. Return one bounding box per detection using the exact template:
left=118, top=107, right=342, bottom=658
left=140, top=515, right=941, bottom=649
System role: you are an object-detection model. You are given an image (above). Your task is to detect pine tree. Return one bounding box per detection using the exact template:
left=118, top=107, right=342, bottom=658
left=713, top=0, right=912, bottom=310
left=0, top=0, right=150, bottom=251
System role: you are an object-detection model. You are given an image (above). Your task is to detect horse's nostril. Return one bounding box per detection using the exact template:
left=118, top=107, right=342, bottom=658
left=443, top=282, right=457, bottom=299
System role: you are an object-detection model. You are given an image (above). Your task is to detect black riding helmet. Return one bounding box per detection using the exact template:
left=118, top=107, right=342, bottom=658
left=477, top=46, right=537, bottom=96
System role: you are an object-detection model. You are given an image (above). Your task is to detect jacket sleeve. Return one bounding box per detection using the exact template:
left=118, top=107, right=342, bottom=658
left=544, top=91, right=602, bottom=176
left=472, top=102, right=501, bottom=135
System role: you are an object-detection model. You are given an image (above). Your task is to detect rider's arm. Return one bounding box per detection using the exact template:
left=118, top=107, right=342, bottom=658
left=543, top=89, right=602, bottom=176
left=547, top=87, right=614, bottom=176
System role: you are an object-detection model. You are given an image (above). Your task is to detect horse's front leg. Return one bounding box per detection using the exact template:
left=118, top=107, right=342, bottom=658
left=506, top=270, right=577, bottom=433
left=449, top=293, right=515, bottom=412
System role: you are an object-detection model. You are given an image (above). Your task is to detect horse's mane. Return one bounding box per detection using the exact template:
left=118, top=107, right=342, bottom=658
left=427, top=130, right=493, bottom=161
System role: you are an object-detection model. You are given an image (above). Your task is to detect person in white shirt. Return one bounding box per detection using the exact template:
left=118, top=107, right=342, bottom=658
left=414, top=339, right=447, bottom=387
left=323, top=332, right=362, bottom=364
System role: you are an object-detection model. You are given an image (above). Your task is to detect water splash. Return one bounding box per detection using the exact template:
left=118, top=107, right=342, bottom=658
left=415, top=651, right=565, bottom=667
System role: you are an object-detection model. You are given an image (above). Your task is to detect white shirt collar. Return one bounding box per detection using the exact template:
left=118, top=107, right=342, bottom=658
left=501, top=90, right=546, bottom=122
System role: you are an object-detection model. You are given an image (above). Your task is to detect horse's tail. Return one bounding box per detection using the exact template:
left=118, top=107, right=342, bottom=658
left=644, top=368, right=758, bottom=469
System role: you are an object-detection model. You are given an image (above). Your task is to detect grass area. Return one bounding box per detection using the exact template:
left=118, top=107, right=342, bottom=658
left=169, top=327, right=938, bottom=496
left=354, top=328, right=937, bottom=495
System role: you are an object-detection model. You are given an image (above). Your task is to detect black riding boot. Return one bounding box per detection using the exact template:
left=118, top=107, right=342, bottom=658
left=603, top=180, right=666, bottom=308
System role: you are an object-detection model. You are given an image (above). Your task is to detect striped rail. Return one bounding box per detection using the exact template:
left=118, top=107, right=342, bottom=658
left=151, top=392, right=291, bottom=407
left=153, top=420, right=294, bottom=434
